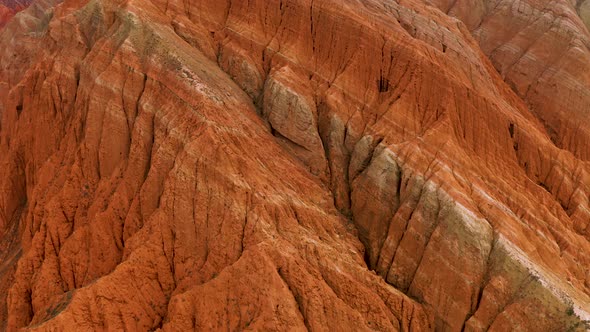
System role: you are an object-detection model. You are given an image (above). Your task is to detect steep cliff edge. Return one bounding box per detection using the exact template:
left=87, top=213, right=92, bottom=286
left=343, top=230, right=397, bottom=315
left=1, top=0, right=590, bottom=331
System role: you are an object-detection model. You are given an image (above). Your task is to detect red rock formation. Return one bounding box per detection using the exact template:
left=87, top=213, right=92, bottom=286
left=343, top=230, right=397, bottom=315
left=0, top=5, right=12, bottom=28
left=0, top=0, right=589, bottom=331
left=433, top=0, right=590, bottom=161
left=0, top=0, right=33, bottom=28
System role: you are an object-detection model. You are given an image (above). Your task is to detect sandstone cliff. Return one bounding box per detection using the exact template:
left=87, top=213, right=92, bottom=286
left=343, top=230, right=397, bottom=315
left=1, top=0, right=590, bottom=331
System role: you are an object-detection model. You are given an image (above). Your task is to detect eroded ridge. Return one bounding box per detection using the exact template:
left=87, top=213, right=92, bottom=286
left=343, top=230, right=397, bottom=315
left=0, top=0, right=589, bottom=331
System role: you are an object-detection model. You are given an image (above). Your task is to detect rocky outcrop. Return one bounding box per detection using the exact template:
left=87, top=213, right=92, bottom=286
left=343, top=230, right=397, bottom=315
left=1, top=0, right=589, bottom=331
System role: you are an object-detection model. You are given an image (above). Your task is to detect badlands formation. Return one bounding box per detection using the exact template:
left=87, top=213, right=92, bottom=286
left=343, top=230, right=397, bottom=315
left=1, top=0, right=590, bottom=330
left=0, top=1, right=33, bottom=27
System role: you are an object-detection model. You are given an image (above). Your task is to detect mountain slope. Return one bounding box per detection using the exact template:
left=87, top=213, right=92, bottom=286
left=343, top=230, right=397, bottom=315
left=432, top=0, right=590, bottom=160
left=0, top=0, right=589, bottom=331
left=0, top=0, right=33, bottom=27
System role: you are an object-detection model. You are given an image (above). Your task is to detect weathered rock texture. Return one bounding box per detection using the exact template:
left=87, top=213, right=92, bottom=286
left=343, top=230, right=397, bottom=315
left=0, top=0, right=33, bottom=27
left=430, top=0, right=590, bottom=161
left=1, top=0, right=590, bottom=331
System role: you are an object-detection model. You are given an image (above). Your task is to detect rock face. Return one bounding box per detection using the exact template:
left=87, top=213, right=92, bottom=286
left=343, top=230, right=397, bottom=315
left=0, top=0, right=33, bottom=27
left=1, top=0, right=590, bottom=331
left=432, top=0, right=590, bottom=161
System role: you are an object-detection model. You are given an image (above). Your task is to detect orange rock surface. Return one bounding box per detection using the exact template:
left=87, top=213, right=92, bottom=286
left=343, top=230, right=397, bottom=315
left=0, top=1, right=33, bottom=28
left=0, top=5, right=12, bottom=28
left=433, top=0, right=590, bottom=160
left=1, top=0, right=590, bottom=331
